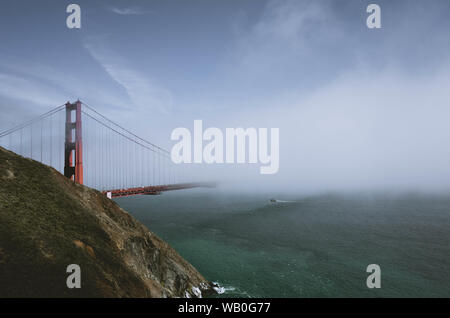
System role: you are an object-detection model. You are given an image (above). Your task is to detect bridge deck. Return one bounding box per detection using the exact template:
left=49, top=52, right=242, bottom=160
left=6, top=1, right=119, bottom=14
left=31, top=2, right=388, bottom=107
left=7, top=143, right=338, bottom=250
left=102, top=182, right=216, bottom=198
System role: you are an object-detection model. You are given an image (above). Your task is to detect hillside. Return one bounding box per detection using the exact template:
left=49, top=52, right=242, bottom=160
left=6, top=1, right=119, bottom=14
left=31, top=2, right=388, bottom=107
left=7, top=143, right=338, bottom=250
left=0, top=146, right=215, bottom=297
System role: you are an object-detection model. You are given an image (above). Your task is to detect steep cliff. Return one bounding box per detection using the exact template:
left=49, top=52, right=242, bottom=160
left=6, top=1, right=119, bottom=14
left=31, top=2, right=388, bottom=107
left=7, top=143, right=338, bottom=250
left=0, top=146, right=214, bottom=298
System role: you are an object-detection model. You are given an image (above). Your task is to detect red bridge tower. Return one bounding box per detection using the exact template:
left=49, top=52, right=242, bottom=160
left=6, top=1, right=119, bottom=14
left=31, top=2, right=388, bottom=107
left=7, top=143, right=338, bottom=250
left=64, top=100, right=83, bottom=184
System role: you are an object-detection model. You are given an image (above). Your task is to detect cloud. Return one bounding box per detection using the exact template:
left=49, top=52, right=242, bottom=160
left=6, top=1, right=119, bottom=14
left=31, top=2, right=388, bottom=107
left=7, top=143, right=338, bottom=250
left=276, top=67, right=450, bottom=192
left=252, top=0, right=331, bottom=46
left=230, top=0, right=342, bottom=77
left=83, top=39, right=173, bottom=115
left=108, top=6, right=151, bottom=16
left=192, top=61, right=450, bottom=193
left=0, top=53, right=139, bottom=125
left=183, top=0, right=450, bottom=192
left=0, top=73, right=67, bottom=107
left=0, top=72, right=70, bottom=129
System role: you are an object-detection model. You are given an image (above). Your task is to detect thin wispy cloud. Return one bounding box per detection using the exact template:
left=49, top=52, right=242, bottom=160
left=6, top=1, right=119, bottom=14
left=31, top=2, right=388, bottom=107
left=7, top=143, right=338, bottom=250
left=83, top=38, right=173, bottom=115
left=0, top=73, right=67, bottom=107
left=0, top=72, right=70, bottom=128
left=108, top=6, right=151, bottom=16
left=0, top=55, right=130, bottom=111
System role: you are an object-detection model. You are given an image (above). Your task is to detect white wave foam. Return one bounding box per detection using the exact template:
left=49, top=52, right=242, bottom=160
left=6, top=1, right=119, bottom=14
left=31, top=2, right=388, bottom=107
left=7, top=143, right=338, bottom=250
left=212, top=282, right=236, bottom=294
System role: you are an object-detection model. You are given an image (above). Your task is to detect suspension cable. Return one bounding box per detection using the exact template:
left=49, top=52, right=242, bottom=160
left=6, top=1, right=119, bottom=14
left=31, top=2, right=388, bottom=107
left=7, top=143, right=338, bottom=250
left=81, top=110, right=171, bottom=159
left=0, top=104, right=65, bottom=138
left=80, top=101, right=170, bottom=155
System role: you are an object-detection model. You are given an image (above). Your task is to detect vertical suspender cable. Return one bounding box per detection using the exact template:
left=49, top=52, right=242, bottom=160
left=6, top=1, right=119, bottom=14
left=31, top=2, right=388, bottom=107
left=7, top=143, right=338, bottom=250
left=60, top=109, right=62, bottom=174
left=50, top=113, right=53, bottom=167
left=30, top=124, right=33, bottom=159
left=40, top=120, right=43, bottom=162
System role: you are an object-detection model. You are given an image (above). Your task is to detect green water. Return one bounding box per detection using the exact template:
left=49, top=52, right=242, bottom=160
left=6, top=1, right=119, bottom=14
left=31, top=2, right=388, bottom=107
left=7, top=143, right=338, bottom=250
left=115, top=190, right=450, bottom=297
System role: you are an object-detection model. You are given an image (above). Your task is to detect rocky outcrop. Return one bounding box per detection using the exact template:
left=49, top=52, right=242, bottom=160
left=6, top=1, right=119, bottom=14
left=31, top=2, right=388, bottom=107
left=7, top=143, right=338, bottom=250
left=0, top=146, right=215, bottom=298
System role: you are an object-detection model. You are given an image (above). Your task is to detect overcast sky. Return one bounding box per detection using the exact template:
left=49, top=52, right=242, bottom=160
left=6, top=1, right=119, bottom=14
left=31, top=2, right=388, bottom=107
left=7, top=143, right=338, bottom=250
left=1, top=0, right=450, bottom=193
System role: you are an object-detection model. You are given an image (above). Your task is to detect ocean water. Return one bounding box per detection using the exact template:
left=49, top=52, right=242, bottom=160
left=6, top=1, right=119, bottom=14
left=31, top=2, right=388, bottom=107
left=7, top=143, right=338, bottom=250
left=115, top=189, right=450, bottom=297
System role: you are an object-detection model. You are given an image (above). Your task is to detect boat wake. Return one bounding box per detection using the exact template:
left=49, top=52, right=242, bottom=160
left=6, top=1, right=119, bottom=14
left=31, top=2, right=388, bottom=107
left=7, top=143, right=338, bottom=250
left=270, top=199, right=296, bottom=203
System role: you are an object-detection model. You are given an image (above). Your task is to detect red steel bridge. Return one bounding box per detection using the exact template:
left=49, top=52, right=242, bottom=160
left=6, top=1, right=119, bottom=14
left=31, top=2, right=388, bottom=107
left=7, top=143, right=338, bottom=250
left=0, top=100, right=213, bottom=198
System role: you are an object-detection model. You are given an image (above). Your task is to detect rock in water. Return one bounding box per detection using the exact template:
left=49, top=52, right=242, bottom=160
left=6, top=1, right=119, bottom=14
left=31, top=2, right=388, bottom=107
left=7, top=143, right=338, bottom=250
left=0, top=146, right=215, bottom=298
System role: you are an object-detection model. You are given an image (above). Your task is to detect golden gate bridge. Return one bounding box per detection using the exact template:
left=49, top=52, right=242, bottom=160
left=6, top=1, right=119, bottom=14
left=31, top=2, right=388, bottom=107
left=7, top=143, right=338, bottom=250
left=0, top=100, right=213, bottom=198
